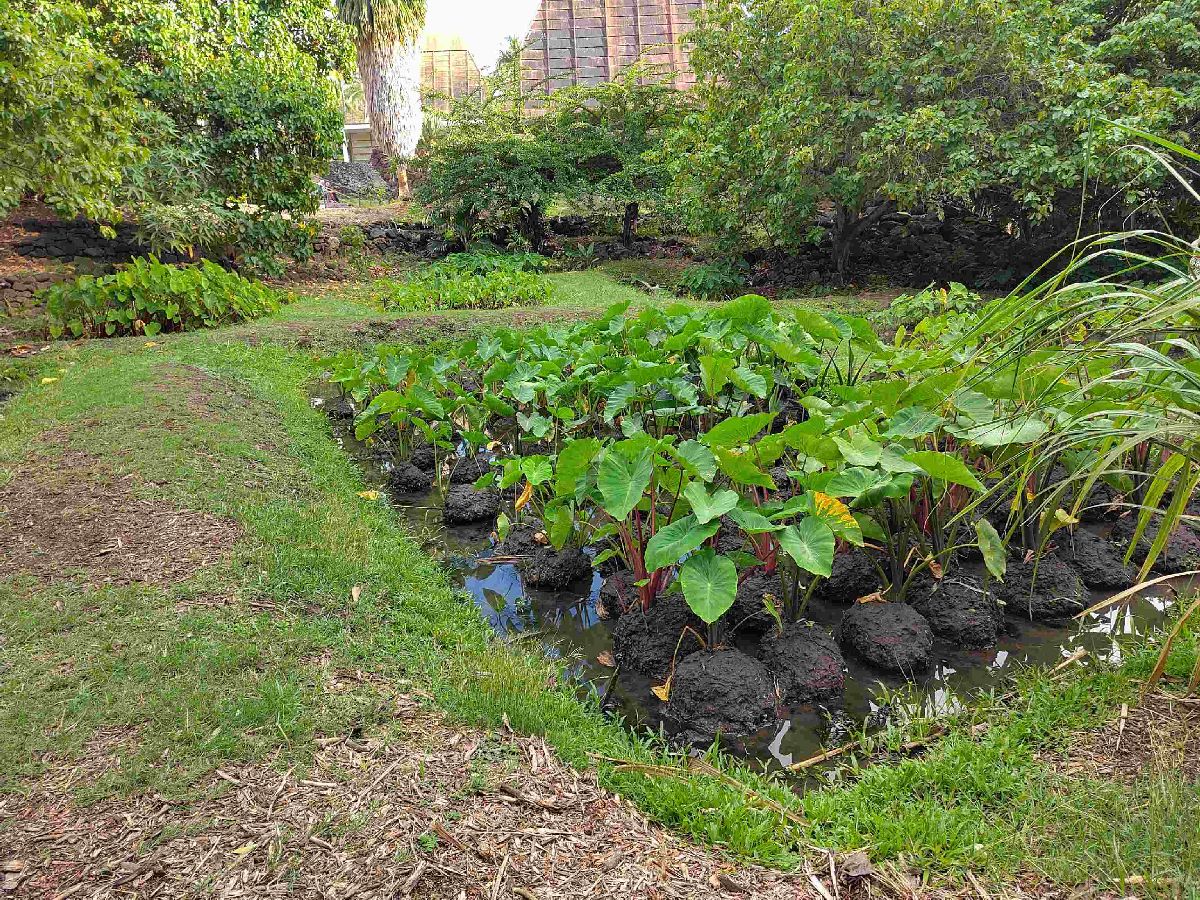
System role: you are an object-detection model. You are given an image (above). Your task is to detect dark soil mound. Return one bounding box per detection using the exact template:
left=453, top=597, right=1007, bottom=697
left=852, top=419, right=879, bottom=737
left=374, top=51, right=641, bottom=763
left=1111, top=514, right=1200, bottom=575
left=524, top=546, right=592, bottom=590
left=407, top=445, right=436, bottom=472
left=760, top=622, right=845, bottom=705
left=837, top=602, right=934, bottom=674
left=908, top=574, right=1000, bottom=649
left=442, top=485, right=501, bottom=525
left=598, top=568, right=635, bottom=619
left=389, top=462, right=432, bottom=494
left=611, top=596, right=703, bottom=678
left=815, top=549, right=882, bottom=604
left=1055, top=529, right=1134, bottom=589
left=713, top=515, right=747, bottom=555
left=995, top=554, right=1086, bottom=623
left=496, top=521, right=545, bottom=556
left=328, top=396, right=356, bottom=422
left=665, top=649, right=781, bottom=745
left=449, top=455, right=493, bottom=485
left=725, top=571, right=783, bottom=634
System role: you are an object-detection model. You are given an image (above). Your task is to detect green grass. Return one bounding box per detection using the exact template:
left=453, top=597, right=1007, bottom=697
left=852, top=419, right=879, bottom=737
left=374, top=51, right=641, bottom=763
left=1, top=287, right=1198, bottom=894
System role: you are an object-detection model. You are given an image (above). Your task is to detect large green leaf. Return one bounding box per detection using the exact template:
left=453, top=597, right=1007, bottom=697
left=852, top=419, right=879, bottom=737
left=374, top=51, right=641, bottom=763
left=975, top=519, right=1006, bottom=580
left=700, top=412, right=777, bottom=449
left=555, top=438, right=601, bottom=497
left=699, top=354, right=735, bottom=396
left=777, top=518, right=835, bottom=577
left=679, top=549, right=738, bottom=624
left=884, top=406, right=943, bottom=439
left=726, top=505, right=783, bottom=534
left=683, top=483, right=740, bottom=524
left=904, top=451, right=985, bottom=491
left=714, top=448, right=776, bottom=489
left=520, top=455, right=553, bottom=486
left=644, top=515, right=721, bottom=572
left=598, top=446, right=654, bottom=521
left=672, top=440, right=718, bottom=481
left=833, top=431, right=882, bottom=467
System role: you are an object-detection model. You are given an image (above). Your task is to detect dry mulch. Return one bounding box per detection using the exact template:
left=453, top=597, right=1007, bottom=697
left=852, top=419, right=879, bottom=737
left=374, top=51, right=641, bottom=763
left=0, top=695, right=821, bottom=900
left=1046, top=692, right=1200, bottom=783
left=0, top=445, right=241, bottom=588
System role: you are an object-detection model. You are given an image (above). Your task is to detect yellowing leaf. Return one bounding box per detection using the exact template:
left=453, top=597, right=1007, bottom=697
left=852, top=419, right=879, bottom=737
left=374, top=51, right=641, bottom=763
left=857, top=591, right=886, bottom=604
left=143, top=341, right=158, bottom=348
left=232, top=842, right=258, bottom=856
left=40, top=377, right=59, bottom=385
left=651, top=681, right=671, bottom=702
left=597, top=651, right=616, bottom=668
left=515, top=480, right=534, bottom=512
left=357, top=490, right=380, bottom=501
left=812, top=492, right=857, bottom=531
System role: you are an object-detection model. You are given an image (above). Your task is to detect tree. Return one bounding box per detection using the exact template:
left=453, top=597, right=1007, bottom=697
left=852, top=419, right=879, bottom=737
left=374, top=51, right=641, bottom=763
left=674, top=0, right=1184, bottom=279
left=0, top=1, right=142, bottom=222
left=336, top=0, right=426, bottom=195
left=550, top=66, right=686, bottom=247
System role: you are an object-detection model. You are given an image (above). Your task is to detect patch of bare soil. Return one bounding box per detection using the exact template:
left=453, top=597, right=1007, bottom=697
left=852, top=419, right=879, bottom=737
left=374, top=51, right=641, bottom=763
left=1046, top=692, right=1200, bottom=783
left=0, top=445, right=241, bottom=588
left=0, top=695, right=819, bottom=900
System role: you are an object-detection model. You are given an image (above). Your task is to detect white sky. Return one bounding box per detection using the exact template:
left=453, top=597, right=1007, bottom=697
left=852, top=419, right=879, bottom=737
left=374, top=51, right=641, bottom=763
left=425, top=0, right=542, bottom=71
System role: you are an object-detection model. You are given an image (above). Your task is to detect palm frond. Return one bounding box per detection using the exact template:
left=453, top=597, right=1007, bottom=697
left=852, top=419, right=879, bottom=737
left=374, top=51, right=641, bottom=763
left=336, top=0, right=425, bottom=41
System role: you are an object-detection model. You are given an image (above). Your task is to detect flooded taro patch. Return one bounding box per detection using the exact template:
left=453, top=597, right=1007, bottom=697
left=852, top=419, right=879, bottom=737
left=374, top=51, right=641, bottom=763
left=313, top=293, right=1200, bottom=775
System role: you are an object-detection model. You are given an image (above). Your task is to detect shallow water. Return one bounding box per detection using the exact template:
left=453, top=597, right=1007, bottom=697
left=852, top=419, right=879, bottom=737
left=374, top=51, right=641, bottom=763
left=314, top=389, right=1189, bottom=771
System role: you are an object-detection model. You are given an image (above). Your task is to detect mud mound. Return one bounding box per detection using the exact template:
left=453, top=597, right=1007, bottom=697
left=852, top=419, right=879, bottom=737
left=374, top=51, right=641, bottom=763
left=837, top=602, right=934, bottom=674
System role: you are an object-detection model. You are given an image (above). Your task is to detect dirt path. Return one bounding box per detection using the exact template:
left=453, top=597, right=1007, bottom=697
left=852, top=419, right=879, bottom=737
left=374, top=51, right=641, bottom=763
left=1, top=694, right=813, bottom=899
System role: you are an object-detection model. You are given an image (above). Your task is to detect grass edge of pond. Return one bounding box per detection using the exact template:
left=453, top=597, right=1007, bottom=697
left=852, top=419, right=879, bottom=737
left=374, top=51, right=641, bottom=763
left=0, top=296, right=1196, bottom=892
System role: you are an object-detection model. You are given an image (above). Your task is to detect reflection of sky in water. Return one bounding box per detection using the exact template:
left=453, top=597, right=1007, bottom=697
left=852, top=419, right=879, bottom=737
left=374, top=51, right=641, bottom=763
left=317, top=390, right=1188, bottom=772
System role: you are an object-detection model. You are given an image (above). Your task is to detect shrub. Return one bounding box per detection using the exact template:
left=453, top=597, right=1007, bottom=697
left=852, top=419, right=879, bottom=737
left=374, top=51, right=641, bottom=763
left=338, top=225, right=367, bottom=253
left=387, top=257, right=551, bottom=311
left=888, top=283, right=983, bottom=325
left=134, top=200, right=318, bottom=278
left=677, top=259, right=749, bottom=300
left=43, top=257, right=288, bottom=338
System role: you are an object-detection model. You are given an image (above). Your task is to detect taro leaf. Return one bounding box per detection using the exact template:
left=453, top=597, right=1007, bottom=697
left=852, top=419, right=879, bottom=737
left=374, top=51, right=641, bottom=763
left=700, top=354, right=736, bottom=397
left=833, top=431, right=882, bottom=467
left=824, top=467, right=880, bottom=500
left=621, top=415, right=646, bottom=438
left=672, top=440, right=717, bottom=481
left=555, top=438, right=601, bottom=498
left=644, top=515, right=721, bottom=572
left=960, top=417, right=1049, bottom=448
left=809, top=492, right=863, bottom=545
left=726, top=506, right=783, bottom=534
left=597, top=446, right=654, bottom=521
left=904, top=451, right=985, bottom=492
left=679, top=548, right=738, bottom=624
left=953, top=390, right=994, bottom=424
left=499, top=457, right=523, bottom=490
left=975, top=519, right=1006, bottom=580
left=884, top=406, right=944, bottom=439
left=714, top=448, right=776, bottom=489
left=683, top=483, right=740, bottom=524
left=879, top=448, right=924, bottom=474
left=792, top=309, right=841, bottom=342
left=547, top=502, right=574, bottom=551
left=855, top=472, right=914, bottom=509
left=731, top=366, right=769, bottom=399
left=517, top=412, right=552, bottom=439
left=483, top=394, right=514, bottom=417
left=520, top=455, right=553, bottom=486
left=603, top=381, right=637, bottom=423
left=854, top=512, right=888, bottom=543
left=700, top=412, right=776, bottom=449
left=495, top=512, right=511, bottom=542
left=716, top=293, right=772, bottom=325
left=777, top=518, right=835, bottom=577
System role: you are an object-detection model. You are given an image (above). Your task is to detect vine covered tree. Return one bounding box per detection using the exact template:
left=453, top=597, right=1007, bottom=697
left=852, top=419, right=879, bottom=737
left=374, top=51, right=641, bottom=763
left=336, top=0, right=427, bottom=194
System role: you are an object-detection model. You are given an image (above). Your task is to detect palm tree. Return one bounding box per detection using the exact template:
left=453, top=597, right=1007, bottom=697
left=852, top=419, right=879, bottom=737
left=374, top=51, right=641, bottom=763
left=336, top=0, right=426, bottom=195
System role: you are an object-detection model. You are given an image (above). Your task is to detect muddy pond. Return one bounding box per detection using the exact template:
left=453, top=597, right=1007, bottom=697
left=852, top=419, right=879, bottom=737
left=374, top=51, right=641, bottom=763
left=314, top=389, right=1192, bottom=773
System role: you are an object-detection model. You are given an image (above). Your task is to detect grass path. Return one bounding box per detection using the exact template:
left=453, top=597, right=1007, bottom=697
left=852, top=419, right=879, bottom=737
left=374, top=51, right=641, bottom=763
left=1, top=287, right=1198, bottom=898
